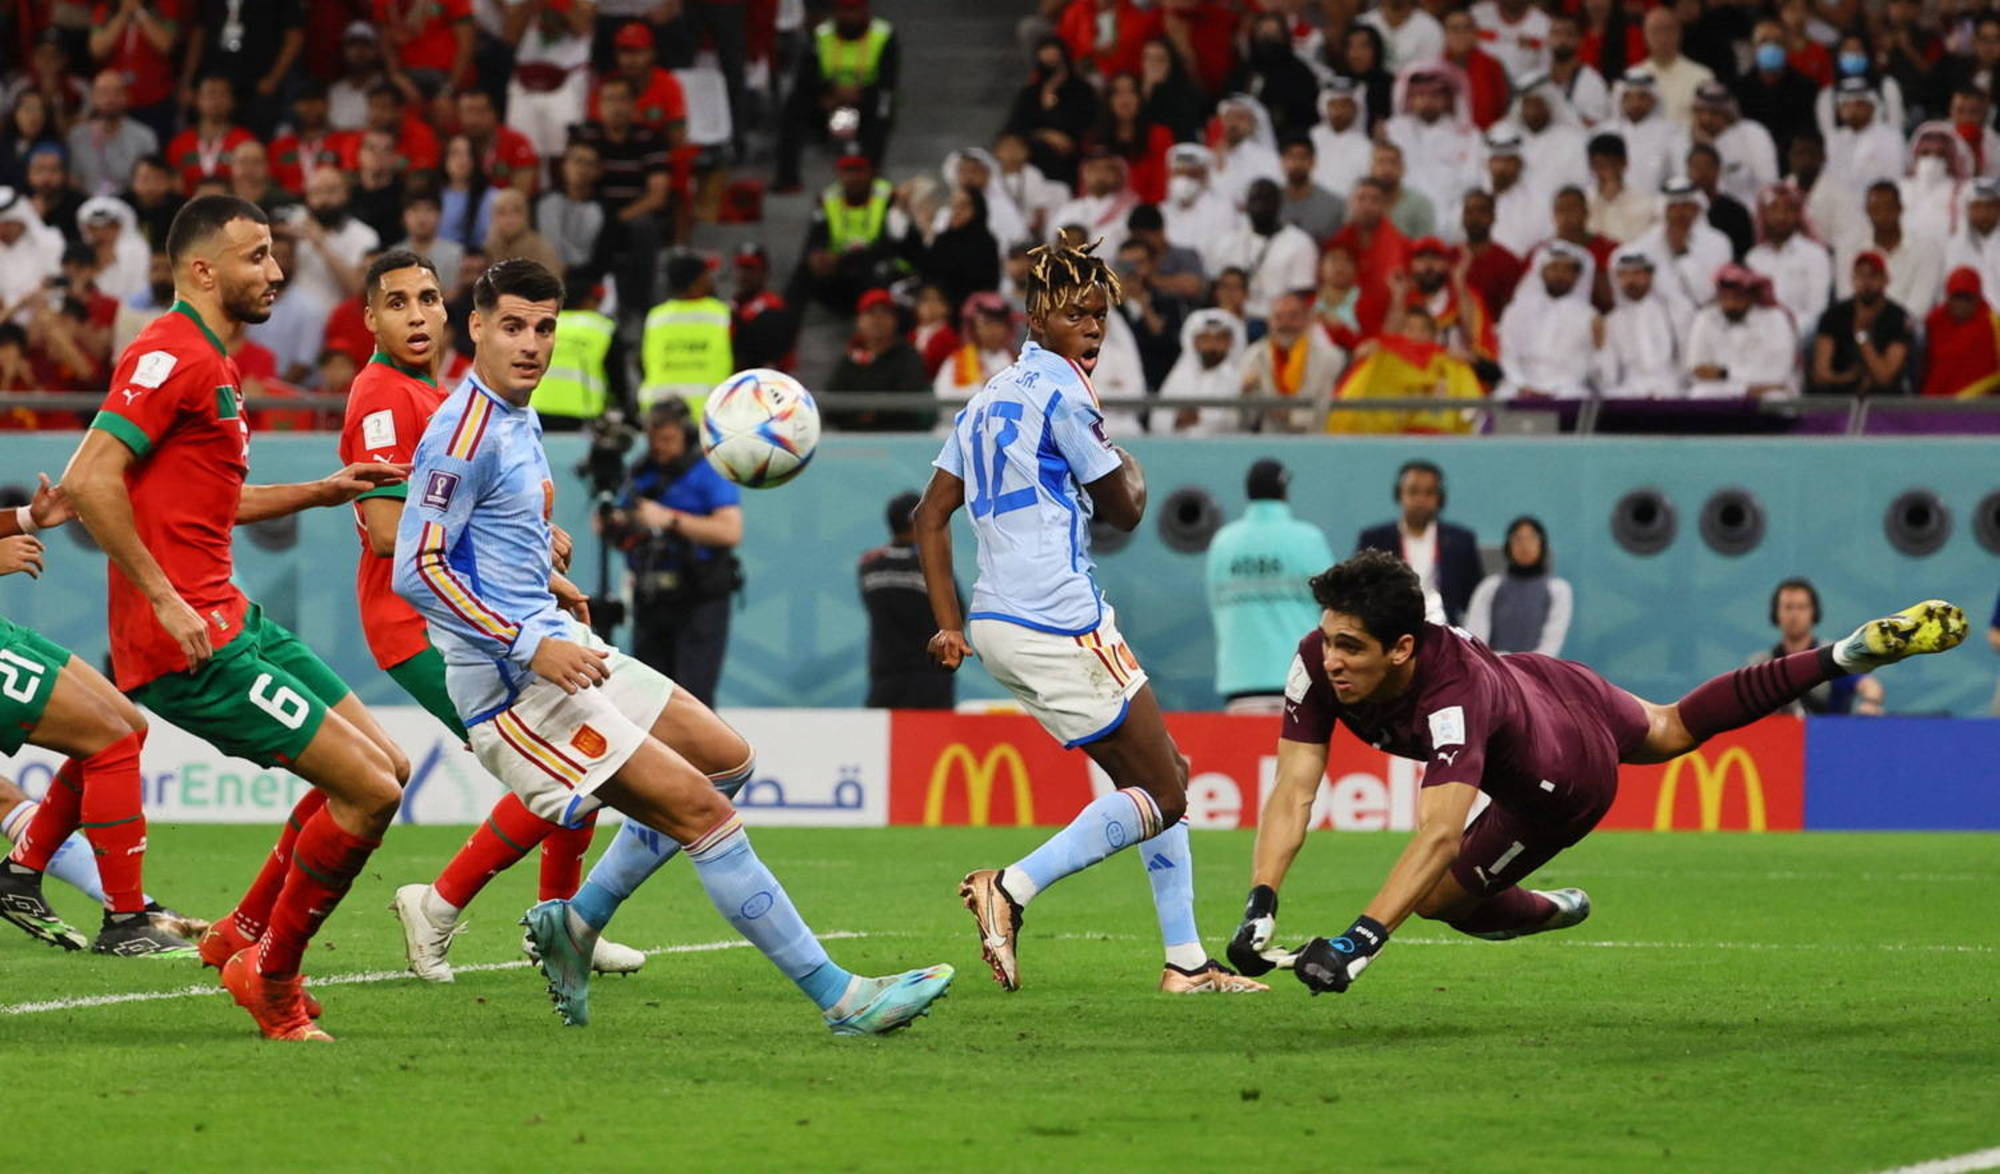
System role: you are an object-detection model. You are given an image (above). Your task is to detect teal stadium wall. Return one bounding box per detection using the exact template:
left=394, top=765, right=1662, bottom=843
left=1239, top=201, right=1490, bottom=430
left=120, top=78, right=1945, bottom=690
left=0, top=434, right=1992, bottom=715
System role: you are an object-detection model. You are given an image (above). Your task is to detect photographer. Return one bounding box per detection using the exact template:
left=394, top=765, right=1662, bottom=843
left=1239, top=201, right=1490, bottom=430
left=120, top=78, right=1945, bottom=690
left=608, top=399, right=744, bottom=706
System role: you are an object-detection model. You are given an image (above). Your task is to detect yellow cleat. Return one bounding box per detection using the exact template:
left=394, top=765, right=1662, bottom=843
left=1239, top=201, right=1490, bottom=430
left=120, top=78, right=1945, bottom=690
left=1836, top=600, right=1968, bottom=671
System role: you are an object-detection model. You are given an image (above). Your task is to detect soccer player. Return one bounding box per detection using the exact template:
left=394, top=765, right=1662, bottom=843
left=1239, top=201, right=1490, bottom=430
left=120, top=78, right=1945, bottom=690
left=393, top=258, right=953, bottom=1034
left=1223, top=551, right=1966, bottom=995
left=335, top=248, right=643, bottom=982
left=63, top=195, right=412, bottom=1040
left=0, top=476, right=203, bottom=956
left=0, top=773, right=207, bottom=946
left=911, top=236, right=1266, bottom=995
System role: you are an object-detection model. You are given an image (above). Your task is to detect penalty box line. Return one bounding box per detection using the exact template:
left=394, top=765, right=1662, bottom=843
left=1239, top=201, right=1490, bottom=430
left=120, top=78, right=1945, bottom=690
left=1051, top=934, right=1997, bottom=955
left=1868, top=1145, right=2000, bottom=1174
left=0, top=931, right=871, bottom=1017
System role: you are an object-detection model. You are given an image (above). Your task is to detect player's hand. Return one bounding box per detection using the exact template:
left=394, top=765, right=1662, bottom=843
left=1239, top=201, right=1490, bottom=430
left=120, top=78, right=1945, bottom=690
left=152, top=590, right=214, bottom=669
left=318, top=462, right=412, bottom=506
left=0, top=535, right=46, bottom=579
left=550, top=523, right=574, bottom=573
left=1226, top=884, right=1280, bottom=977
left=27, top=473, right=74, bottom=530
left=1294, top=916, right=1390, bottom=996
left=551, top=576, right=592, bottom=627
left=530, top=638, right=610, bottom=694
left=928, top=629, right=974, bottom=670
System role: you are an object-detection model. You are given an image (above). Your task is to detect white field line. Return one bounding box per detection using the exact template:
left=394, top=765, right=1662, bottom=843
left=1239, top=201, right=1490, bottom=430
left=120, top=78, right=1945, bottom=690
left=0, top=930, right=871, bottom=1017
left=1051, top=933, right=1997, bottom=955
left=1867, top=1146, right=2000, bottom=1174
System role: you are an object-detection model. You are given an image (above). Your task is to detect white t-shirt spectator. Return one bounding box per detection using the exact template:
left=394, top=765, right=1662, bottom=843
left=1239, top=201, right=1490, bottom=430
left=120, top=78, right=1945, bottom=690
left=1470, top=1, right=1552, bottom=76
left=287, top=216, right=381, bottom=309
left=1209, top=222, right=1319, bottom=319
left=1600, top=284, right=1686, bottom=397
left=1746, top=232, right=1834, bottom=335
left=1361, top=6, right=1445, bottom=71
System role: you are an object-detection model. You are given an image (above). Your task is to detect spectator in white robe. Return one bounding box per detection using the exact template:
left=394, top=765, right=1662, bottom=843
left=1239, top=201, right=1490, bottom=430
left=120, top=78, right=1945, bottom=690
left=1241, top=290, right=1345, bottom=432
left=76, top=195, right=148, bottom=303
left=1213, top=95, right=1284, bottom=209
left=1359, top=0, right=1445, bottom=72
left=939, top=148, right=1029, bottom=251
left=1813, top=41, right=1906, bottom=141
left=1474, top=128, right=1548, bottom=258
left=1673, top=82, right=1779, bottom=209
left=1092, top=300, right=1149, bottom=436
left=1898, top=123, right=1974, bottom=245
left=1946, top=87, right=2000, bottom=180
left=992, top=130, right=1070, bottom=243
left=1158, top=308, right=1248, bottom=435
left=1493, top=73, right=1590, bottom=206
left=1162, top=143, right=1244, bottom=274
left=1823, top=81, right=1908, bottom=197
left=1944, top=178, right=2000, bottom=305
left=1497, top=241, right=1600, bottom=400
left=1744, top=183, right=1833, bottom=336
left=1609, top=70, right=1677, bottom=202
left=1311, top=79, right=1375, bottom=195
left=1684, top=264, right=1799, bottom=398
left=1626, top=176, right=1733, bottom=338
left=1383, top=62, right=1482, bottom=215
left=1051, top=152, right=1140, bottom=259
left=1210, top=178, right=1320, bottom=320
left=1598, top=248, right=1686, bottom=397
left=1835, top=179, right=1946, bottom=318
left=0, top=187, right=64, bottom=320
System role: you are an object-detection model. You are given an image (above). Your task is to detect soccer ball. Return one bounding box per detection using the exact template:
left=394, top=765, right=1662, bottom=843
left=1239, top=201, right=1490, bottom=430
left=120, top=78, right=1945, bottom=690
left=701, top=368, right=821, bottom=489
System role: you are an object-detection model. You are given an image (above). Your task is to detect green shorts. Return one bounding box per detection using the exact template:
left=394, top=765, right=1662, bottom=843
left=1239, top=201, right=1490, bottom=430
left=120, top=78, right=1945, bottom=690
left=130, top=604, right=351, bottom=768
left=0, top=616, right=73, bottom=755
left=386, top=645, right=469, bottom=742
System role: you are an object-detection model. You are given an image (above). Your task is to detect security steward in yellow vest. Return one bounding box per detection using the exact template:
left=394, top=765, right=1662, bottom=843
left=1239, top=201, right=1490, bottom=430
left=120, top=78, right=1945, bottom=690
left=774, top=0, right=900, bottom=190
left=641, top=251, right=733, bottom=418
left=532, top=276, right=627, bottom=431
left=797, top=152, right=901, bottom=313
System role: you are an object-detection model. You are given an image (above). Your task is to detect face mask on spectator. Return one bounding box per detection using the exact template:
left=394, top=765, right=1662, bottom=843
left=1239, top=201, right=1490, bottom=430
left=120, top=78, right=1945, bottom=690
left=1168, top=175, right=1202, bottom=204
left=1754, top=42, right=1786, bottom=72
left=1915, top=155, right=1948, bottom=183
left=1838, top=51, right=1869, bottom=76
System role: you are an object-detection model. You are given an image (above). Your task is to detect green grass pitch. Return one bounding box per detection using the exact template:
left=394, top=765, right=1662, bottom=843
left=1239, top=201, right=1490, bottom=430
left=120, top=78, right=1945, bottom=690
left=4, top=826, right=1996, bottom=1173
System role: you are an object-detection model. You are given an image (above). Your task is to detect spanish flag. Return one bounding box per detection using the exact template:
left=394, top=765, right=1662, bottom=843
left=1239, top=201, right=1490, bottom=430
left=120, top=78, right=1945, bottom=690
left=1326, top=335, right=1486, bottom=435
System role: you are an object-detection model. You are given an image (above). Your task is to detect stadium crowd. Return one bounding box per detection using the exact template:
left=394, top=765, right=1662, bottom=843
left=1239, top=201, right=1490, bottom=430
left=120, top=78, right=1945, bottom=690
left=5, top=0, right=2000, bottom=432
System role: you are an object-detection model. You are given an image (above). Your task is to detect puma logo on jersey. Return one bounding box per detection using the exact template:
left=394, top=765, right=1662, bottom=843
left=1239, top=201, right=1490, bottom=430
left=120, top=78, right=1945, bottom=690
left=121, top=388, right=142, bottom=403
left=1437, top=749, right=1459, bottom=765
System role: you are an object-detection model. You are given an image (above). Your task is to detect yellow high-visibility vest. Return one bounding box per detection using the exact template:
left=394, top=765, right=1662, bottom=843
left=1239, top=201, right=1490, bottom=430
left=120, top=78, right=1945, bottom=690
left=815, top=18, right=891, bottom=88
left=822, top=178, right=891, bottom=253
left=532, top=308, right=615, bottom=420
left=640, top=295, right=733, bottom=417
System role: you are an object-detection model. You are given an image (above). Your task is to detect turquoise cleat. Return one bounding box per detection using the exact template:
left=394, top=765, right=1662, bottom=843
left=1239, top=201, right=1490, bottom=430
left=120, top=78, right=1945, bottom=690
left=824, top=964, right=955, bottom=1037
left=520, top=899, right=596, bottom=1027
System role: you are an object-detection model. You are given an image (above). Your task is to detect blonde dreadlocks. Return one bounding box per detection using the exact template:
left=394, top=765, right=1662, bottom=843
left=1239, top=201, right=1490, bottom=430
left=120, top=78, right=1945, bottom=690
left=1023, top=231, right=1124, bottom=321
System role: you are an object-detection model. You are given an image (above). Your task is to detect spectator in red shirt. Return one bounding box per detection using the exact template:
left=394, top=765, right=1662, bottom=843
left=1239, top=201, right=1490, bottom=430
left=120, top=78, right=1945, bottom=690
left=1137, top=0, right=1236, bottom=98
left=1057, top=0, right=1149, bottom=80
left=89, top=0, right=182, bottom=143
left=730, top=242, right=794, bottom=371
left=352, top=83, right=443, bottom=175
left=592, top=23, right=690, bottom=149
left=1459, top=188, right=1526, bottom=320
left=270, top=82, right=351, bottom=196
left=375, top=0, right=475, bottom=94
left=1440, top=9, right=1510, bottom=129
left=1330, top=177, right=1411, bottom=337
left=456, top=89, right=541, bottom=193
left=1088, top=73, right=1173, bottom=204
left=165, top=75, right=256, bottom=195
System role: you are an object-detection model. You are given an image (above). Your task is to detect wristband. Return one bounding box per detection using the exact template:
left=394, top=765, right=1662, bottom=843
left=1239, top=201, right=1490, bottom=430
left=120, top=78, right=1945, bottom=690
left=1243, top=884, right=1277, bottom=922
left=1333, top=914, right=1389, bottom=960
left=14, top=505, right=38, bottom=535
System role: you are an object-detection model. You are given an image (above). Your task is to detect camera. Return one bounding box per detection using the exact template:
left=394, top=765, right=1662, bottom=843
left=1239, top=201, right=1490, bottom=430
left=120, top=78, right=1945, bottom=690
left=577, top=410, right=637, bottom=500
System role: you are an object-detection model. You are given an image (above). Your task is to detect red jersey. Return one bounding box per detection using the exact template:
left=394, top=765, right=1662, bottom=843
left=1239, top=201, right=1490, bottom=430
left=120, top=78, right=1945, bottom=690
left=340, top=352, right=449, bottom=669
left=591, top=69, right=687, bottom=135
left=92, top=0, right=184, bottom=108
left=165, top=126, right=258, bottom=195
left=375, top=0, right=472, bottom=76
left=270, top=130, right=353, bottom=194
left=94, top=303, right=251, bottom=690
left=479, top=126, right=542, bottom=191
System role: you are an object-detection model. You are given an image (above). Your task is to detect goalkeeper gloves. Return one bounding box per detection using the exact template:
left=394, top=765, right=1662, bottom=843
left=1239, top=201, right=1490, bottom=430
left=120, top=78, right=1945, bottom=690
left=1226, top=885, right=1280, bottom=976
left=1294, top=915, right=1389, bottom=995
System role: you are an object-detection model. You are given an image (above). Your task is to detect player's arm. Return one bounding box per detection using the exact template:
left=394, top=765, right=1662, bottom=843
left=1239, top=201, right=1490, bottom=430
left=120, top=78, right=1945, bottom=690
left=0, top=473, right=76, bottom=539
left=1226, top=737, right=1328, bottom=976
left=1082, top=447, right=1146, bottom=532
left=236, top=462, right=411, bottom=524
left=64, top=429, right=214, bottom=667
left=912, top=466, right=971, bottom=669
left=357, top=496, right=403, bottom=558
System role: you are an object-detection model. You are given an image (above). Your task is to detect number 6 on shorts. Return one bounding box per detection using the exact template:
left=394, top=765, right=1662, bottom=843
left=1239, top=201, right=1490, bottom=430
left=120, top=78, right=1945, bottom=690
left=250, top=672, right=310, bottom=730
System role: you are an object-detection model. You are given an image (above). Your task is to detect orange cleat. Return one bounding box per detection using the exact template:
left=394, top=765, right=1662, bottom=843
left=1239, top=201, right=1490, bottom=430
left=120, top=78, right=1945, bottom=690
left=221, top=947, right=333, bottom=1042
left=202, top=919, right=321, bottom=1018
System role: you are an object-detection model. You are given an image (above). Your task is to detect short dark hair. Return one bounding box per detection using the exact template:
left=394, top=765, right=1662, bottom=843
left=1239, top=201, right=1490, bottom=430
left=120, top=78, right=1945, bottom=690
left=596, top=74, right=636, bottom=99
left=1686, top=141, right=1721, bottom=166
left=1126, top=202, right=1164, bottom=232
left=368, top=81, right=405, bottom=105
left=1279, top=132, right=1314, bottom=155
left=885, top=490, right=921, bottom=536
left=1770, top=576, right=1821, bottom=626
left=165, top=194, right=269, bottom=266
left=403, top=191, right=441, bottom=211
left=364, top=248, right=442, bottom=304
left=471, top=257, right=562, bottom=314
left=1309, top=550, right=1426, bottom=648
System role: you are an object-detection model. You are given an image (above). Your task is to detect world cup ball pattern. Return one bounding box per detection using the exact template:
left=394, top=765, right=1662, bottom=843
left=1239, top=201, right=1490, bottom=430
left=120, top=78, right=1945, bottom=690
left=701, top=368, right=823, bottom=489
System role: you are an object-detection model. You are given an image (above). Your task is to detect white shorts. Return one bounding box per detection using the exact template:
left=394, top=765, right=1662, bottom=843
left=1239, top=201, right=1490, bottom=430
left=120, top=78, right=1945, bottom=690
left=969, top=607, right=1148, bottom=749
left=467, top=627, right=675, bottom=827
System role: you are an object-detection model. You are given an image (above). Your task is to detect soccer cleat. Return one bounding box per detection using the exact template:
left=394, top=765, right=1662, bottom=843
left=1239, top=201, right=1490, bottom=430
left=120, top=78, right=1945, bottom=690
left=391, top=883, right=464, bottom=983
left=958, top=869, right=1022, bottom=992
left=91, top=911, right=198, bottom=957
left=1466, top=888, right=1592, bottom=942
left=200, top=918, right=322, bottom=1018
left=0, top=864, right=86, bottom=950
left=220, top=947, right=333, bottom=1042
left=1834, top=600, right=1968, bottom=672
left=1159, top=960, right=1272, bottom=994
left=521, top=899, right=596, bottom=1027
left=145, top=901, right=211, bottom=940
left=824, top=964, right=955, bottom=1036
left=520, top=927, right=647, bottom=976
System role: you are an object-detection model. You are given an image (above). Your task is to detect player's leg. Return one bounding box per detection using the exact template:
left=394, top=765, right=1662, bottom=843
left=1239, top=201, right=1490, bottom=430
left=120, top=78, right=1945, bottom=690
left=1626, top=598, right=1969, bottom=765
left=1419, top=802, right=1594, bottom=941
left=0, top=645, right=192, bottom=955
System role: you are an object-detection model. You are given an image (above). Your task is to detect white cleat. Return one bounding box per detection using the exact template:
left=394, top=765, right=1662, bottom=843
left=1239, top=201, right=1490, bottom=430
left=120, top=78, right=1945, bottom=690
left=390, top=883, right=463, bottom=983
left=520, top=928, right=648, bottom=976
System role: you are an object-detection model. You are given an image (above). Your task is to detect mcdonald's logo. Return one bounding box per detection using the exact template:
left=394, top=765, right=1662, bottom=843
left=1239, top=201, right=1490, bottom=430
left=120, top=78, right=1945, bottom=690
left=924, top=743, right=1034, bottom=826
left=1654, top=747, right=1766, bottom=831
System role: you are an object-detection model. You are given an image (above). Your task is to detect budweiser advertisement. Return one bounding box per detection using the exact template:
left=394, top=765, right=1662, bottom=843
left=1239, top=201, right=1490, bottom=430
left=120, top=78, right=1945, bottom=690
left=888, top=712, right=1803, bottom=832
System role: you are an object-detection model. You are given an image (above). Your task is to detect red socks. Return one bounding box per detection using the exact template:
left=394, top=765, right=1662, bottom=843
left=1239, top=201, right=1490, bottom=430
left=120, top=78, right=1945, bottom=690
left=259, top=809, right=380, bottom=979
left=8, top=760, right=82, bottom=872
left=231, top=789, right=330, bottom=940
left=433, top=793, right=553, bottom=908
left=1674, top=646, right=1838, bottom=742
left=539, top=811, right=599, bottom=901
left=77, top=731, right=148, bottom=913
left=1449, top=886, right=1557, bottom=936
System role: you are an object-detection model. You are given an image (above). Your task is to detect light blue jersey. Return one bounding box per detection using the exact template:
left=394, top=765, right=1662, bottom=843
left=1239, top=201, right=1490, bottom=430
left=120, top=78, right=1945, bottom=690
left=393, top=374, right=571, bottom=725
left=935, top=341, right=1123, bottom=635
left=1204, top=500, right=1334, bottom=697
